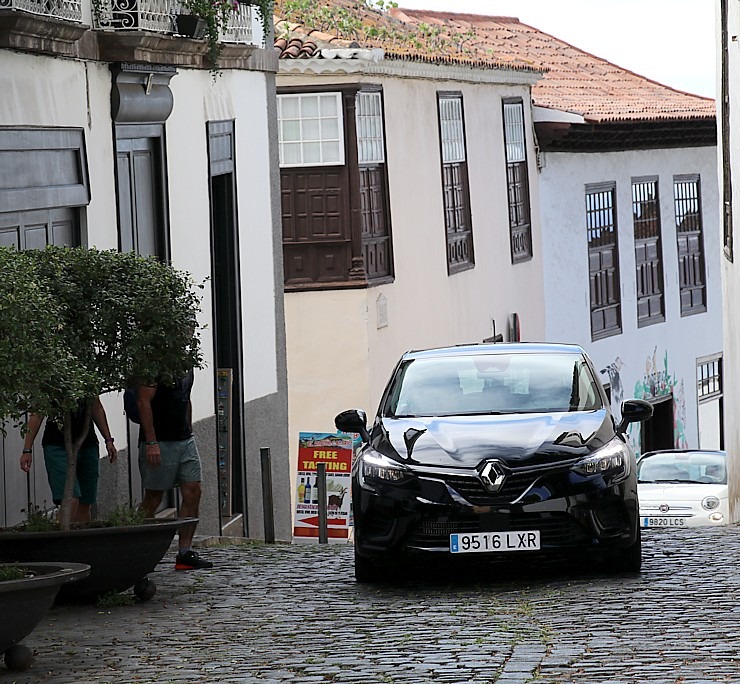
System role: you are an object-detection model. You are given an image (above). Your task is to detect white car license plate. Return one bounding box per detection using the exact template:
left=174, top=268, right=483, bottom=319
left=450, top=531, right=540, bottom=554
left=641, top=516, right=686, bottom=528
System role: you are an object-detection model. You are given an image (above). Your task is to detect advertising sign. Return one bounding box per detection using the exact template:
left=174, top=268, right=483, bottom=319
left=293, top=432, right=353, bottom=539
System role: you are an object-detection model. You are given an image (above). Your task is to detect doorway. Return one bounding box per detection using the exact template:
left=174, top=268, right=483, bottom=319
left=208, top=121, right=246, bottom=536
left=641, top=395, right=675, bottom=453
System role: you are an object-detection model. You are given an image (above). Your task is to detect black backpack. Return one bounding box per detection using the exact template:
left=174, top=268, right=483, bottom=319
left=123, top=387, right=140, bottom=424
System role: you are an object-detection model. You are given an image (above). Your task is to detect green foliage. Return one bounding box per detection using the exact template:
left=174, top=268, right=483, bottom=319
left=0, top=246, right=203, bottom=430
left=0, top=246, right=203, bottom=530
left=0, top=566, right=25, bottom=581
left=20, top=503, right=56, bottom=532
left=96, top=591, right=136, bottom=608
left=103, top=504, right=146, bottom=527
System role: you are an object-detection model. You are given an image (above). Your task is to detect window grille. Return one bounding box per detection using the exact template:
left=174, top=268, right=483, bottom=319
left=632, top=178, right=665, bottom=326
left=356, top=92, right=385, bottom=164
left=697, top=356, right=722, bottom=400
left=673, top=175, right=706, bottom=315
left=586, top=183, right=621, bottom=339
left=503, top=101, right=531, bottom=263
left=438, top=94, right=473, bottom=273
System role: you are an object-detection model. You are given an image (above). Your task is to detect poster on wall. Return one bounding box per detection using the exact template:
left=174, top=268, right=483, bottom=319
left=293, top=432, right=353, bottom=540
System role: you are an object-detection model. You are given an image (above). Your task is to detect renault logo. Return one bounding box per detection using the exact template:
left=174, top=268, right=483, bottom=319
left=479, top=460, right=506, bottom=493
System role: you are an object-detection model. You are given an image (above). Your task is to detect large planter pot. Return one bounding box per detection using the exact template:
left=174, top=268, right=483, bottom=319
left=174, top=13, right=207, bottom=38
left=0, top=518, right=194, bottom=603
left=0, top=562, right=90, bottom=671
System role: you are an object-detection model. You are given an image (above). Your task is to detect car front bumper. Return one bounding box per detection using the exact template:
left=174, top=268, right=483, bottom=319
left=354, top=464, right=638, bottom=560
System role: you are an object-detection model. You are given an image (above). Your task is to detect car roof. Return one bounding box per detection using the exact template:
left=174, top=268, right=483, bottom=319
left=401, top=342, right=586, bottom=360
left=640, top=449, right=726, bottom=459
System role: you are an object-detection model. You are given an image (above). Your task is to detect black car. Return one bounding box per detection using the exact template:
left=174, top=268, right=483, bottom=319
left=335, top=342, right=653, bottom=582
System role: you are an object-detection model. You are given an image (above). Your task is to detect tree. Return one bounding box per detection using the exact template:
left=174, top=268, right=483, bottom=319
left=0, top=246, right=203, bottom=530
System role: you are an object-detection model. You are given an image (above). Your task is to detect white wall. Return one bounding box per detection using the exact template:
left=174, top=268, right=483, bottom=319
left=284, top=71, right=547, bottom=493
left=540, top=145, right=722, bottom=452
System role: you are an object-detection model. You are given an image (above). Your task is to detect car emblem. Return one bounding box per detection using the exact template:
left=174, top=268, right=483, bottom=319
left=479, top=460, right=506, bottom=493
left=659, top=503, right=670, bottom=513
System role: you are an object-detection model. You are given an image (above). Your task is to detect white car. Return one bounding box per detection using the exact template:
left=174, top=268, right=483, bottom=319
left=637, top=449, right=728, bottom=528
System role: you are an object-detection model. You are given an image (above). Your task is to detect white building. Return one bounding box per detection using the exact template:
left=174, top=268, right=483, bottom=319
left=274, top=1, right=722, bottom=515
left=0, top=0, right=292, bottom=539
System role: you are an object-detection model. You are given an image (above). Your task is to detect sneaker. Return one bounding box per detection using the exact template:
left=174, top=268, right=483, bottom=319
left=175, top=550, right=213, bottom=571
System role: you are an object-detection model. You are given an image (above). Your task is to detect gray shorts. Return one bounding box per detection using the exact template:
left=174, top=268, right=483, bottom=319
left=138, top=436, right=202, bottom=491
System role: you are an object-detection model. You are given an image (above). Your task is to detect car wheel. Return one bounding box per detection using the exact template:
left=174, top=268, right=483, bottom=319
left=354, top=548, right=380, bottom=583
left=609, top=532, right=642, bottom=573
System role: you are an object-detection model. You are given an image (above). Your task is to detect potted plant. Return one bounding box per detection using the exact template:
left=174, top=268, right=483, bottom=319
left=0, top=562, right=90, bottom=671
left=0, top=246, right=203, bottom=601
left=178, top=0, right=273, bottom=72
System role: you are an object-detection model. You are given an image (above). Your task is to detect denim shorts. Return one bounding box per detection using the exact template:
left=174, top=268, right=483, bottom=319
left=43, top=444, right=100, bottom=505
left=138, top=436, right=202, bottom=491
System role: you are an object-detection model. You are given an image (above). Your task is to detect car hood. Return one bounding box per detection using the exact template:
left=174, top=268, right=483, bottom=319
left=638, top=483, right=728, bottom=503
left=372, top=410, right=615, bottom=468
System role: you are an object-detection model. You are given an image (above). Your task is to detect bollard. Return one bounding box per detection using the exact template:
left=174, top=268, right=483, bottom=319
left=260, top=448, right=275, bottom=544
left=317, top=462, right=328, bottom=544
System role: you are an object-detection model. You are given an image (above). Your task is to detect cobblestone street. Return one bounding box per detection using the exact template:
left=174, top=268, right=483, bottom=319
left=5, top=526, right=740, bottom=684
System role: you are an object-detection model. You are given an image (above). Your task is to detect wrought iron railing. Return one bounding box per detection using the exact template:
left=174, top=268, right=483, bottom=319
left=221, top=3, right=252, bottom=44
left=0, top=0, right=83, bottom=22
left=92, top=0, right=174, bottom=32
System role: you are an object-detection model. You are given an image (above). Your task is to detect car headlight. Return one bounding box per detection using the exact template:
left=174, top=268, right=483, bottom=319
left=357, top=450, right=411, bottom=491
left=571, top=439, right=631, bottom=482
left=702, top=496, right=720, bottom=511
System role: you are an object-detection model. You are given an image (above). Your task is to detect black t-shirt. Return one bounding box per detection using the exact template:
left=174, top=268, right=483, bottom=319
left=41, top=402, right=98, bottom=448
left=139, top=370, right=194, bottom=443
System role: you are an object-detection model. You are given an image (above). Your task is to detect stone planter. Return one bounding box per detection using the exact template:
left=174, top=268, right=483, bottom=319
left=0, top=518, right=194, bottom=603
left=0, top=561, right=90, bottom=671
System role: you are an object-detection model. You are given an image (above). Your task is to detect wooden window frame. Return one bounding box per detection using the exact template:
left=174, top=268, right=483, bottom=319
left=586, top=182, right=622, bottom=340
left=632, top=176, right=665, bottom=327
left=673, top=174, right=707, bottom=317
left=503, top=99, right=532, bottom=263
left=277, top=93, right=345, bottom=168
left=437, top=92, right=474, bottom=275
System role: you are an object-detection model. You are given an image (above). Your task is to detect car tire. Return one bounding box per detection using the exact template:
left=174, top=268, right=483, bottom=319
left=610, top=532, right=642, bottom=573
left=354, top=548, right=379, bottom=583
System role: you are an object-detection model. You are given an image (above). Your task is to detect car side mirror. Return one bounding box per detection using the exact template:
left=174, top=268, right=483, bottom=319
left=616, top=399, right=653, bottom=434
left=335, top=408, right=370, bottom=443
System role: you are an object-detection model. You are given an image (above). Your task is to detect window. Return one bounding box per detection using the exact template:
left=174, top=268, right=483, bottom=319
left=632, top=177, right=665, bottom=327
left=673, top=175, right=707, bottom=315
left=277, top=93, right=344, bottom=167
left=586, top=183, right=621, bottom=340
left=697, top=355, right=722, bottom=400
left=503, top=100, right=532, bottom=263
left=438, top=93, right=474, bottom=274
left=356, top=90, right=392, bottom=280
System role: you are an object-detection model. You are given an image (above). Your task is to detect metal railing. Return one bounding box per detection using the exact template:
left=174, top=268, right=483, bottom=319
left=0, top=0, right=83, bottom=22
left=3, top=0, right=256, bottom=45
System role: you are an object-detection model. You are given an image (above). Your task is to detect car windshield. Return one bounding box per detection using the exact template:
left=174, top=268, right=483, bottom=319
left=385, top=351, right=603, bottom=417
left=637, top=451, right=727, bottom=484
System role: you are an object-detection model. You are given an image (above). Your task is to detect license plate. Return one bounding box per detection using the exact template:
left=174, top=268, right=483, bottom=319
left=641, top=516, right=686, bottom=528
left=450, top=530, right=540, bottom=554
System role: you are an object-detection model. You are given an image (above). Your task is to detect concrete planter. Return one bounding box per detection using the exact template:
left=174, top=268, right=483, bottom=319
left=0, top=518, right=193, bottom=603
left=0, top=561, right=90, bottom=671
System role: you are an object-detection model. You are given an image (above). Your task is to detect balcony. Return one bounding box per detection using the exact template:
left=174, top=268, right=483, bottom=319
left=0, top=0, right=262, bottom=62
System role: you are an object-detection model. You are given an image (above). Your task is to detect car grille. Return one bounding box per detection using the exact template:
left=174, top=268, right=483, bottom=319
left=443, top=469, right=550, bottom=506
left=406, top=512, right=591, bottom=548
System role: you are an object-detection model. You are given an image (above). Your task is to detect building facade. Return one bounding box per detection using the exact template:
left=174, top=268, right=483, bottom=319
left=0, top=0, right=291, bottom=539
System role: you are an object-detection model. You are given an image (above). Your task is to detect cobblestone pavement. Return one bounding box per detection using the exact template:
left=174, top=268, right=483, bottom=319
left=5, top=526, right=740, bottom=684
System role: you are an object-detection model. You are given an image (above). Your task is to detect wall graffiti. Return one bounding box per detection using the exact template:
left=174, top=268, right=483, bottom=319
left=633, top=346, right=688, bottom=450
left=600, top=356, right=624, bottom=422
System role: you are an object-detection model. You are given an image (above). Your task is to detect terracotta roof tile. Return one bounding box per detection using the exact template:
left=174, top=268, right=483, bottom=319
left=273, top=0, right=539, bottom=73
left=392, top=8, right=715, bottom=122
left=273, top=1, right=714, bottom=123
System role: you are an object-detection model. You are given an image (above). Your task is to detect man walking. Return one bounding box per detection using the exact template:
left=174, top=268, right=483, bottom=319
left=137, top=369, right=212, bottom=570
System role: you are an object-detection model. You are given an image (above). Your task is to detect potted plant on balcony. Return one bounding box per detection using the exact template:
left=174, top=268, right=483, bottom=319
left=178, top=0, right=273, bottom=72
left=0, top=246, right=203, bottom=602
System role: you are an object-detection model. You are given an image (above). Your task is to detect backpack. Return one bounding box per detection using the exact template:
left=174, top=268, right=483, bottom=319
left=123, top=387, right=140, bottom=424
